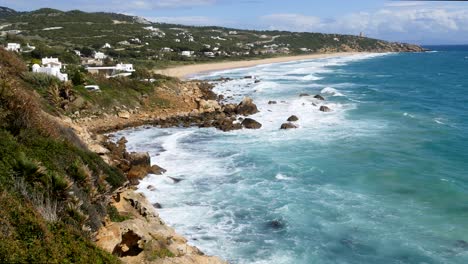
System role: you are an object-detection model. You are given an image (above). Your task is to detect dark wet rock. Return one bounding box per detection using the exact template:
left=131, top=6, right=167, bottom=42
left=319, top=106, right=332, bottom=112
left=242, top=118, right=262, bottom=129
left=147, top=185, right=156, bottom=191
left=168, top=176, right=183, bottom=183
left=213, top=117, right=242, bottom=132
left=280, top=123, right=298, bottom=130
left=455, top=240, right=468, bottom=249
left=299, top=93, right=310, bottom=97
left=244, top=75, right=253, bottom=79
left=254, top=80, right=261, bottom=83
left=268, top=101, right=277, bottom=105
left=236, top=97, right=259, bottom=116
left=314, top=94, right=325, bottom=100
left=267, top=220, right=285, bottom=230
left=222, top=103, right=237, bottom=115
left=218, top=94, right=225, bottom=101
left=153, top=203, right=162, bottom=209
left=287, top=115, right=299, bottom=122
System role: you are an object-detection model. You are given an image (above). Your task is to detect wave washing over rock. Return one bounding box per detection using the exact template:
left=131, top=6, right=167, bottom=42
left=115, top=49, right=468, bottom=264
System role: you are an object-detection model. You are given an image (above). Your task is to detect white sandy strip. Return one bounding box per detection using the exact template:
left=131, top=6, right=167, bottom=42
left=154, top=52, right=370, bottom=79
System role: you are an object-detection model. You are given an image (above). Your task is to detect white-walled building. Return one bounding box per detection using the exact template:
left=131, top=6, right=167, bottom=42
left=86, top=63, right=135, bottom=78
left=94, top=52, right=107, bottom=60
left=102, top=43, right=112, bottom=49
left=180, top=51, right=194, bottom=57
left=6, top=43, right=20, bottom=52
left=32, top=57, right=68, bottom=82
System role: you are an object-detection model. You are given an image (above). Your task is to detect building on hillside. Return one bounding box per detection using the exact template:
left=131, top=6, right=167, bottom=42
left=94, top=52, right=107, bottom=60
left=32, top=57, right=68, bottom=82
left=203, top=52, right=215, bottom=58
left=85, top=63, right=135, bottom=78
left=180, top=51, right=194, bottom=57
left=160, top=47, right=173, bottom=52
left=6, top=43, right=20, bottom=52
left=102, top=43, right=112, bottom=49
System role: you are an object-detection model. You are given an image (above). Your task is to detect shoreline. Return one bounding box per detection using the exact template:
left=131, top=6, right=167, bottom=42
left=155, top=52, right=370, bottom=79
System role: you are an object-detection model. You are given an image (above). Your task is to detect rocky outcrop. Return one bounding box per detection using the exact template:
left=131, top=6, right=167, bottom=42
left=280, top=123, right=297, bottom=130
left=268, top=101, right=277, bottom=105
left=242, top=118, right=262, bottom=129
left=299, top=93, right=310, bottom=97
left=287, top=115, right=299, bottom=122
left=96, top=189, right=227, bottom=264
left=319, top=106, right=332, bottom=112
left=198, top=100, right=221, bottom=113
left=236, top=97, right=259, bottom=116
left=314, top=95, right=325, bottom=101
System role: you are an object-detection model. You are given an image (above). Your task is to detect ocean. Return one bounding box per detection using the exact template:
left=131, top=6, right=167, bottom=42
left=113, top=47, right=468, bottom=263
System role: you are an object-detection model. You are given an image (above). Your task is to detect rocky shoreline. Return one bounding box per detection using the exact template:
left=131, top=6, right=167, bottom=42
left=68, top=69, right=357, bottom=263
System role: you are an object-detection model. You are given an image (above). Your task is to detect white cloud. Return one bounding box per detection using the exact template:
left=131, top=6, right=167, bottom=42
left=259, top=5, right=468, bottom=43
left=260, top=14, right=322, bottom=31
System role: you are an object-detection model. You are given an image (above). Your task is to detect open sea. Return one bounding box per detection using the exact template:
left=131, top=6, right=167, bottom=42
left=114, top=46, right=468, bottom=263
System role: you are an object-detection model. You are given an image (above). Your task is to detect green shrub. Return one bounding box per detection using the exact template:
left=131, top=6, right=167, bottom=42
left=107, top=205, right=131, bottom=222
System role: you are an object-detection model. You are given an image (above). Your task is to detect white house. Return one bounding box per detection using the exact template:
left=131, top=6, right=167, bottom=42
left=180, top=51, right=194, bottom=57
left=229, top=31, right=238, bottom=35
left=74, top=50, right=81, bottom=56
left=86, top=63, right=135, bottom=78
left=6, top=43, right=21, bottom=52
left=32, top=57, right=68, bottom=82
left=160, top=47, right=173, bottom=52
left=94, top=52, right=107, bottom=60
left=203, top=52, right=215, bottom=58
left=175, top=39, right=181, bottom=43
left=102, top=43, right=112, bottom=49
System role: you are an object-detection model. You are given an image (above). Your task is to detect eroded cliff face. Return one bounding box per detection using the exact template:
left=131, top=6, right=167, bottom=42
left=96, top=189, right=227, bottom=264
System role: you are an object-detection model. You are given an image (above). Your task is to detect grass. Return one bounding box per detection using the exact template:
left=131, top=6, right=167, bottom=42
left=107, top=205, right=131, bottom=222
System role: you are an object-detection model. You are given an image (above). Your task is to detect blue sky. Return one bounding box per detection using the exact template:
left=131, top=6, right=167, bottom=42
left=1, top=0, right=468, bottom=44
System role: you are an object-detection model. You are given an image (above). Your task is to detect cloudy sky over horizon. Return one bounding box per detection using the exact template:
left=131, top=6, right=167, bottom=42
left=1, top=0, right=468, bottom=44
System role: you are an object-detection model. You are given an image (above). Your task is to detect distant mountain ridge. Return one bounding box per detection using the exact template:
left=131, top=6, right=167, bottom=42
left=0, top=6, right=19, bottom=18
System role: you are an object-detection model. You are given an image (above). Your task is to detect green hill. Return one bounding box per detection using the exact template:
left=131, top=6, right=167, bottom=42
left=0, top=7, right=424, bottom=68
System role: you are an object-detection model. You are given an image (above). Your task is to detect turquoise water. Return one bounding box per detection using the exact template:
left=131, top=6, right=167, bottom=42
left=114, top=48, right=468, bottom=263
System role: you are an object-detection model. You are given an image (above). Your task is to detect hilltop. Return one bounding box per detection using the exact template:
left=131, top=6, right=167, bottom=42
left=0, top=7, right=424, bottom=68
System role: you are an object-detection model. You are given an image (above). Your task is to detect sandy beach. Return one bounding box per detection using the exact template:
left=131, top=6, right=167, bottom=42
left=155, top=52, right=368, bottom=79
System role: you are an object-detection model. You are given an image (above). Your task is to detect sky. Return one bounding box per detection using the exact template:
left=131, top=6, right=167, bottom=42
left=1, top=0, right=468, bottom=44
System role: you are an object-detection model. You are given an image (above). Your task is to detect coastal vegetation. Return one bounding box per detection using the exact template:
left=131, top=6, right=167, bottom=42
left=0, top=7, right=422, bottom=69
left=0, top=48, right=123, bottom=263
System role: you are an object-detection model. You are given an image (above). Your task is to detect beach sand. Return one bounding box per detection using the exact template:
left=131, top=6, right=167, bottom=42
left=154, top=52, right=368, bottom=79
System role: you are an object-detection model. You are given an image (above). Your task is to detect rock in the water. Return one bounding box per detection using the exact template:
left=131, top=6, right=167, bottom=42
left=287, top=115, right=299, bottom=122
left=267, top=219, right=285, bottom=230
left=314, top=94, right=325, bottom=100
left=280, top=123, right=297, bottom=130
left=128, top=152, right=151, bottom=167
left=254, top=80, right=261, bottom=83
left=222, top=103, right=237, bottom=115
left=319, top=106, right=332, bottom=112
left=299, top=93, right=310, bottom=97
left=268, top=101, right=277, bottom=105
left=152, top=203, right=162, bottom=209
left=236, top=97, right=259, bottom=116
left=241, top=118, right=262, bottom=129
left=168, top=176, right=183, bottom=183
left=148, top=165, right=166, bottom=175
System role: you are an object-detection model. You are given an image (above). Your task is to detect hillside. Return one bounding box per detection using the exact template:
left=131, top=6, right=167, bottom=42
left=0, top=7, right=424, bottom=68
